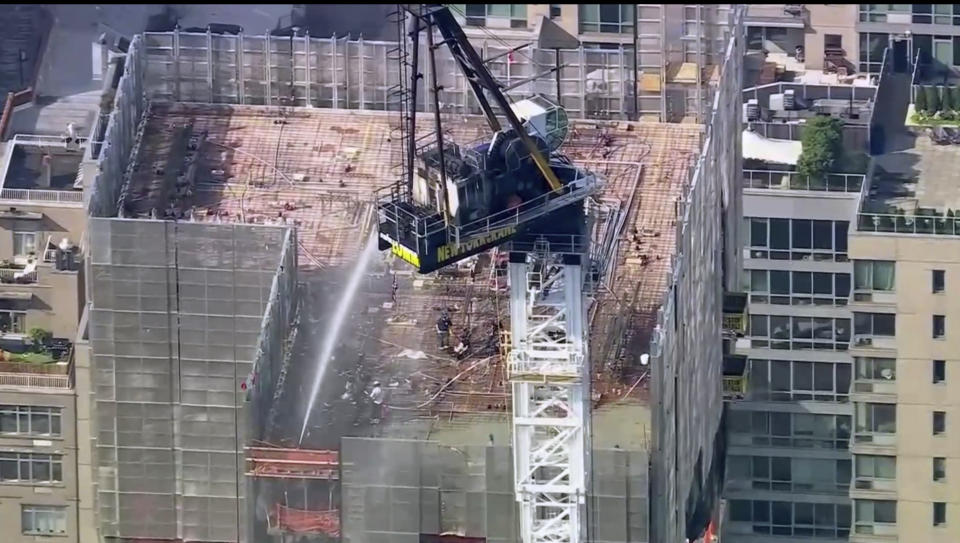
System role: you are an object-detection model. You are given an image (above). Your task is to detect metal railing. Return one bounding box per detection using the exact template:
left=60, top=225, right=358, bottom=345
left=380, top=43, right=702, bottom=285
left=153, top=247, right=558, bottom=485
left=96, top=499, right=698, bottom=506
left=11, top=134, right=89, bottom=148
left=857, top=212, right=960, bottom=236
left=0, top=371, right=70, bottom=389
left=0, top=269, right=37, bottom=284
left=0, top=188, right=83, bottom=204
left=745, top=170, right=864, bottom=192
left=377, top=162, right=602, bottom=243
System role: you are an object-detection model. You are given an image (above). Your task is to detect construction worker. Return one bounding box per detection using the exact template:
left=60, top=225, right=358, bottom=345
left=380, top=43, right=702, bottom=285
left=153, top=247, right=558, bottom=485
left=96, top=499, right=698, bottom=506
left=453, top=330, right=470, bottom=361
left=368, top=381, right=384, bottom=424
left=436, top=311, right=452, bottom=350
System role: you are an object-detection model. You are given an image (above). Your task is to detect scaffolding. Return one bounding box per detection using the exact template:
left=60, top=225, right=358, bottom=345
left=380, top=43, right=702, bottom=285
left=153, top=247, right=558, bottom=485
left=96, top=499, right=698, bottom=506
left=134, top=5, right=731, bottom=123
left=87, top=219, right=295, bottom=542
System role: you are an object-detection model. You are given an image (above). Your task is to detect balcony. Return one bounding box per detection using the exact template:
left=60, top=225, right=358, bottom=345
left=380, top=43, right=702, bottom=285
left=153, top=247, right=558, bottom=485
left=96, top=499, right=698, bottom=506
left=851, top=477, right=897, bottom=500
left=851, top=379, right=896, bottom=403
left=851, top=432, right=896, bottom=455
left=744, top=4, right=808, bottom=28
left=723, top=292, right=748, bottom=338
left=0, top=265, right=37, bottom=285
left=0, top=359, right=71, bottom=390
left=722, top=354, right=748, bottom=401
left=745, top=169, right=864, bottom=192
left=851, top=335, right=896, bottom=352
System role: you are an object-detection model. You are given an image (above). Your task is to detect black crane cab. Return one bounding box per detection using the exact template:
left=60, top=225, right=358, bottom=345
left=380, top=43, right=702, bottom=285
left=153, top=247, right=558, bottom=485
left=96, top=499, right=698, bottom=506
left=377, top=99, right=599, bottom=273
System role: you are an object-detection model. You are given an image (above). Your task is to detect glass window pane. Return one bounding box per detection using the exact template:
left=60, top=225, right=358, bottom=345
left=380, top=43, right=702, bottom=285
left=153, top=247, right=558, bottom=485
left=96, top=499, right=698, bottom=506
left=770, top=316, right=790, bottom=339
left=796, top=502, right=814, bottom=525
left=753, top=500, right=770, bottom=522
left=0, top=409, right=16, bottom=433
left=771, top=413, right=791, bottom=436
left=751, top=219, right=768, bottom=247
left=835, top=221, right=848, bottom=252
left=770, top=271, right=789, bottom=294
left=753, top=456, right=770, bottom=478
left=794, top=317, right=813, bottom=339
left=731, top=500, right=751, bottom=521
left=875, top=313, right=895, bottom=336
left=751, top=315, right=768, bottom=337
left=837, top=364, right=851, bottom=394
left=31, top=413, right=50, bottom=435
left=836, top=273, right=851, bottom=297
left=813, top=220, right=833, bottom=249
left=793, top=362, right=813, bottom=390
left=772, top=501, right=792, bottom=524
left=813, top=272, right=833, bottom=295
left=751, top=270, right=768, bottom=292
left=793, top=272, right=812, bottom=294
left=792, top=219, right=812, bottom=249
left=814, top=362, right=834, bottom=391
left=770, top=219, right=790, bottom=250
left=488, top=4, right=511, bottom=17
left=875, top=500, right=896, bottom=523
left=771, top=361, right=791, bottom=391
left=772, top=457, right=791, bottom=480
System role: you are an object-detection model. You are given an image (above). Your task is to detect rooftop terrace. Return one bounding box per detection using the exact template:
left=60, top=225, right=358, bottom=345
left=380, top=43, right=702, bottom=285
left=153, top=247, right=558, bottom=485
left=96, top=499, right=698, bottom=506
left=125, top=102, right=700, bottom=440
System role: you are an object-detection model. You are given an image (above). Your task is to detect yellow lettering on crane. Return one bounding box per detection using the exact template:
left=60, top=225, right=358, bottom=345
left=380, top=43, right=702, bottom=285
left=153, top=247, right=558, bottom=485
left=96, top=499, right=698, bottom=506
left=436, top=225, right=517, bottom=263
left=390, top=242, right=420, bottom=269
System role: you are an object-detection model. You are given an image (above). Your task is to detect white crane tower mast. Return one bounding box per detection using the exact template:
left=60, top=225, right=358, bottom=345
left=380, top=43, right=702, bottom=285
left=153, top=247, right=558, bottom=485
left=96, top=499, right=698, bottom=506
left=507, top=247, right=590, bottom=543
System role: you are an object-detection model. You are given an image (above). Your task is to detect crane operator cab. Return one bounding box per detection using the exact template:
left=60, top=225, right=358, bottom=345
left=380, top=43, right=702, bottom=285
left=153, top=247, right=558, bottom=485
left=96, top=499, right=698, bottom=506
left=377, top=96, right=601, bottom=273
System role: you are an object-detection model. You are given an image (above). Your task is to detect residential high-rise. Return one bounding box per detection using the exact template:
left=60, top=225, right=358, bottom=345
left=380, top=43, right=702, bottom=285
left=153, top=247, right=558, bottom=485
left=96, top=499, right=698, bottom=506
left=723, top=77, right=875, bottom=541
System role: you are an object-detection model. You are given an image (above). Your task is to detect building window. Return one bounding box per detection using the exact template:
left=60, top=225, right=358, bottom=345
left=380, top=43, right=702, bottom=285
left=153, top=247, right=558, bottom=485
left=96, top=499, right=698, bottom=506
left=455, top=4, right=528, bottom=29
left=0, top=452, right=63, bottom=483
left=12, top=231, right=36, bottom=258
left=854, top=312, right=896, bottom=337
left=21, top=505, right=67, bottom=536
left=857, top=403, right=896, bottom=435
left=934, top=360, right=946, bottom=384
left=934, top=502, right=947, bottom=526
left=578, top=4, right=634, bottom=34
left=728, top=499, right=851, bottom=538
left=854, top=260, right=895, bottom=291
left=934, top=315, right=946, bottom=339
left=858, top=32, right=889, bottom=74
left=856, top=357, right=896, bottom=381
left=748, top=359, right=851, bottom=403
left=0, top=311, right=26, bottom=334
left=825, top=34, right=843, bottom=50
left=747, top=217, right=849, bottom=262
left=747, top=270, right=850, bottom=306
left=856, top=455, right=896, bottom=480
left=749, top=315, right=850, bottom=351
left=933, top=269, right=945, bottom=293
left=550, top=4, right=562, bottom=18
left=855, top=500, right=897, bottom=534
left=727, top=410, right=851, bottom=450
left=934, top=457, right=947, bottom=482
left=934, top=411, right=946, bottom=435
left=0, top=405, right=62, bottom=436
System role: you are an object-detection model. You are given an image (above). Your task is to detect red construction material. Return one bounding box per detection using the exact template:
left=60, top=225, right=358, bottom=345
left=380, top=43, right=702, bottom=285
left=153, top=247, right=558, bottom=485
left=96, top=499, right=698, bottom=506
left=245, top=446, right=339, bottom=480
left=270, top=504, right=340, bottom=536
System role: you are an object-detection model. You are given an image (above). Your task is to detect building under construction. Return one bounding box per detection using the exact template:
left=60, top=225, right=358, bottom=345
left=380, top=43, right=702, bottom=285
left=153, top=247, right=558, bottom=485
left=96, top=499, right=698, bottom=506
left=79, top=4, right=745, bottom=543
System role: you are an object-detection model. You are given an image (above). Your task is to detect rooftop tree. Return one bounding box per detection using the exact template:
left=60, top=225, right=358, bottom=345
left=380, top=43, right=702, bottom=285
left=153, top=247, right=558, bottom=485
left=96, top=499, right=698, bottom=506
left=798, top=116, right=844, bottom=181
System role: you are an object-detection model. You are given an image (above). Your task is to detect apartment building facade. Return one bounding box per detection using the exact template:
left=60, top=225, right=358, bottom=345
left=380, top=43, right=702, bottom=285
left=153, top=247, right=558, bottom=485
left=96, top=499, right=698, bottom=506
left=746, top=4, right=960, bottom=78
left=846, top=228, right=960, bottom=541
left=445, top=3, right=733, bottom=121
left=0, top=136, right=90, bottom=541
left=721, top=79, right=881, bottom=541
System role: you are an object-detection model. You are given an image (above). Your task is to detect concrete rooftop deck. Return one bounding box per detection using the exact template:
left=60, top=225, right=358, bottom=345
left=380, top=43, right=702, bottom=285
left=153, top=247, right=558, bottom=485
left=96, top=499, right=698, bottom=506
left=130, top=102, right=699, bottom=442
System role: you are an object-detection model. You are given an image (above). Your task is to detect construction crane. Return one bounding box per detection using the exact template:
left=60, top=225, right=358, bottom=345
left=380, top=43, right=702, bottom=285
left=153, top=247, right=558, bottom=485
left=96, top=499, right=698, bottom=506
left=376, top=5, right=601, bottom=542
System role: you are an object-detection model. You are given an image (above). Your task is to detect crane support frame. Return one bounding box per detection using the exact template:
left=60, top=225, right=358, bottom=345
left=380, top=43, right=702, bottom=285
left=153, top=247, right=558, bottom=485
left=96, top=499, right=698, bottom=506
left=508, top=249, right=591, bottom=543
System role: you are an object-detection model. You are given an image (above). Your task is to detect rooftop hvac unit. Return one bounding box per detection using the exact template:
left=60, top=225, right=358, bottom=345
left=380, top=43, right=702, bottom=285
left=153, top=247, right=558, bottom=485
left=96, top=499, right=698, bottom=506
left=743, top=99, right=760, bottom=123
left=783, top=89, right=796, bottom=110
left=769, top=93, right=787, bottom=112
